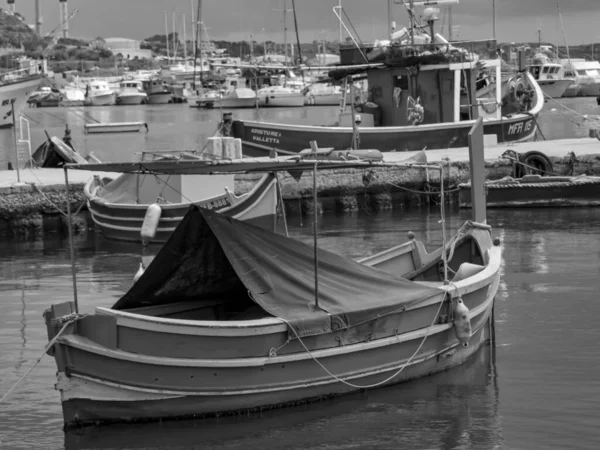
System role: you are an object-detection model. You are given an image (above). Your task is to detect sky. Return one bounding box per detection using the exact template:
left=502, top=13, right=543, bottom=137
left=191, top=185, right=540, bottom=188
left=9, top=0, right=600, bottom=46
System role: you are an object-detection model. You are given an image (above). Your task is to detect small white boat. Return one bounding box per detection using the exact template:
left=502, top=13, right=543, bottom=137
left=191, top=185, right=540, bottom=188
left=60, top=86, right=85, bottom=106
left=116, top=80, right=148, bottom=105
left=257, top=85, right=305, bottom=107
left=527, top=62, right=574, bottom=99
left=304, top=83, right=343, bottom=106
left=142, top=79, right=172, bottom=104
left=84, top=121, right=148, bottom=134
left=84, top=80, right=116, bottom=106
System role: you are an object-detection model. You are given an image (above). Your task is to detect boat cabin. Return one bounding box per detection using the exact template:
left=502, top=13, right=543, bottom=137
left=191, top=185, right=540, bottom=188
left=120, top=80, right=144, bottom=91
left=528, top=62, right=567, bottom=81
left=336, top=43, right=502, bottom=128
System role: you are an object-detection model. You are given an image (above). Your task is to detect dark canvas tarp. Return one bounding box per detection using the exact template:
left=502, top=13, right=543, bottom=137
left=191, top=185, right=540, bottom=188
left=114, top=207, right=443, bottom=337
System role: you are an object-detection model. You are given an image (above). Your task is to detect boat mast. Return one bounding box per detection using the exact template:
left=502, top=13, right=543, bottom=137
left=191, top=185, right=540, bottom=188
left=492, top=0, right=496, bottom=41
left=283, top=1, right=288, bottom=65
left=309, top=141, right=320, bottom=310
left=192, top=0, right=202, bottom=90
left=291, top=0, right=303, bottom=67
left=198, top=0, right=203, bottom=83
left=172, top=12, right=176, bottom=59
left=190, top=0, right=195, bottom=54
left=557, top=1, right=571, bottom=63
left=183, top=13, right=187, bottom=62
left=164, top=11, right=170, bottom=62
left=448, top=6, right=452, bottom=41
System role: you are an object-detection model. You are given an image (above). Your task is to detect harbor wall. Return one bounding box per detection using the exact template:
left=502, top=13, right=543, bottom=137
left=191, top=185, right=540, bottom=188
left=2, top=145, right=600, bottom=237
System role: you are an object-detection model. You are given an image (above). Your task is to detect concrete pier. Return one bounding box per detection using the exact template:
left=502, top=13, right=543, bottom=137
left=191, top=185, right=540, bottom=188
left=1, top=137, right=600, bottom=237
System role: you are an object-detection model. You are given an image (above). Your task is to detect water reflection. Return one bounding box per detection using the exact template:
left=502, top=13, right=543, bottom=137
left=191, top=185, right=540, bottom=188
left=64, top=345, right=500, bottom=450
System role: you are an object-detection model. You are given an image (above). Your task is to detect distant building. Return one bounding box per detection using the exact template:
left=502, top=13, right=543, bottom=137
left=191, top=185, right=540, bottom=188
left=104, top=37, right=152, bottom=59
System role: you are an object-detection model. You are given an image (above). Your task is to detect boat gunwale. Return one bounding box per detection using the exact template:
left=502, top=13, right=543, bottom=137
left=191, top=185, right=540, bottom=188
left=84, top=173, right=273, bottom=211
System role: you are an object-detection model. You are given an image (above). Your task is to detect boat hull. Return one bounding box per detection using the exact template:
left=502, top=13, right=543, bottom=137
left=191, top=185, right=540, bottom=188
left=305, top=93, right=342, bottom=106
left=232, top=114, right=538, bottom=156
left=203, top=97, right=257, bottom=109
left=578, top=82, right=600, bottom=97
left=459, top=177, right=600, bottom=208
left=86, top=174, right=278, bottom=243
left=537, top=79, right=573, bottom=99
left=0, top=76, right=41, bottom=128
left=117, top=94, right=147, bottom=105
left=259, top=94, right=306, bottom=108
left=86, top=93, right=116, bottom=106
left=84, top=121, right=147, bottom=134
left=58, top=321, right=493, bottom=428
left=146, top=92, right=172, bottom=104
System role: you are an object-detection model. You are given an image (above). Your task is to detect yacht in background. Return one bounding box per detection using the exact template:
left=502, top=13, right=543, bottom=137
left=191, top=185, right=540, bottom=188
left=560, top=58, right=600, bottom=97
left=116, top=80, right=148, bottom=105
left=257, top=85, right=305, bottom=107
left=84, top=80, right=116, bottom=106
left=527, top=61, right=574, bottom=99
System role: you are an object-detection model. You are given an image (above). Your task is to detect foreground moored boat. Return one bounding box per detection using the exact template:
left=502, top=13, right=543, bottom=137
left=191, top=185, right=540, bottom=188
left=43, top=135, right=502, bottom=428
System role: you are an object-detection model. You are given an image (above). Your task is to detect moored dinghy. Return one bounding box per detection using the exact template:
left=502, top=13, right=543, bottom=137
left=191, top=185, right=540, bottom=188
left=84, top=139, right=278, bottom=244
left=43, top=123, right=502, bottom=428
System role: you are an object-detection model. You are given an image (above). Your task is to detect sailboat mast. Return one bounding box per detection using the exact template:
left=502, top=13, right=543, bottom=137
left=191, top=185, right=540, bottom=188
left=198, top=0, right=203, bottom=81
left=492, top=0, right=496, bottom=41
left=190, top=0, right=195, bottom=52
left=164, top=11, right=170, bottom=61
left=282, top=1, right=288, bottom=65
left=291, top=0, right=302, bottom=67
left=172, top=12, right=176, bottom=58
left=409, top=0, right=414, bottom=45
left=183, top=13, right=187, bottom=61
left=448, top=6, right=453, bottom=41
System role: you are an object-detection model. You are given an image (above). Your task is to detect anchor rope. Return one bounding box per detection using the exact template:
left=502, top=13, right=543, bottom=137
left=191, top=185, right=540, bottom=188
left=0, top=313, right=85, bottom=405
left=279, top=297, right=446, bottom=390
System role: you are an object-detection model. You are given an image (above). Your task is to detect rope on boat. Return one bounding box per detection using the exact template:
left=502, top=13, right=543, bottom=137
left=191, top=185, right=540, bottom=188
left=280, top=297, right=447, bottom=390
left=0, top=313, right=84, bottom=405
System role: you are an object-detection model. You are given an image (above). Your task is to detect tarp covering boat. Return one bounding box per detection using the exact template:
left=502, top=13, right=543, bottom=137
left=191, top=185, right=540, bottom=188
left=114, top=206, right=443, bottom=337
left=27, top=136, right=87, bottom=168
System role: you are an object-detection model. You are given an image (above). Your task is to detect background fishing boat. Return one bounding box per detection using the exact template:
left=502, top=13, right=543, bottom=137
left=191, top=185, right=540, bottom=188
left=228, top=3, right=543, bottom=156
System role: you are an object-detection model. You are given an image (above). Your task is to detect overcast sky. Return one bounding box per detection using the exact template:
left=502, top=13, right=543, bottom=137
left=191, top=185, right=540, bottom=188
left=11, top=0, right=600, bottom=46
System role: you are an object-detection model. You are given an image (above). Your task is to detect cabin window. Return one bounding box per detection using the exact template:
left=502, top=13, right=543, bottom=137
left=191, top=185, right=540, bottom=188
left=542, top=67, right=550, bottom=74
left=531, top=66, right=541, bottom=78
left=578, top=70, right=587, bottom=75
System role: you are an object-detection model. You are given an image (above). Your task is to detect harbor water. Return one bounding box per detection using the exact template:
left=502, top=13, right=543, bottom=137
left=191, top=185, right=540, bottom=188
left=1, top=99, right=600, bottom=449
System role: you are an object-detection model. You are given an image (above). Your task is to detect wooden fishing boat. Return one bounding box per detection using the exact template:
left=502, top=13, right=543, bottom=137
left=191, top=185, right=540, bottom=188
left=84, top=121, right=149, bottom=134
left=43, top=124, right=502, bottom=429
left=84, top=156, right=278, bottom=244
left=459, top=173, right=600, bottom=208
left=226, top=4, right=543, bottom=156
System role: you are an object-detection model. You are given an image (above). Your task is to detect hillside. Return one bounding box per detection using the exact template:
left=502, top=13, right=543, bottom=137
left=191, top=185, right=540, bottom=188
left=0, top=8, right=41, bottom=51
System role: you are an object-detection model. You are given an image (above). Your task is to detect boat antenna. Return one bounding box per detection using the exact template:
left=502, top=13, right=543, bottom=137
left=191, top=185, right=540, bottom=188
left=291, top=0, right=304, bottom=82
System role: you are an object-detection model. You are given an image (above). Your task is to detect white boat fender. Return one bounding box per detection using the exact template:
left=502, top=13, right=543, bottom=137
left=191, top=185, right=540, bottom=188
left=453, top=297, right=472, bottom=347
left=133, top=262, right=145, bottom=283
left=140, top=203, right=162, bottom=245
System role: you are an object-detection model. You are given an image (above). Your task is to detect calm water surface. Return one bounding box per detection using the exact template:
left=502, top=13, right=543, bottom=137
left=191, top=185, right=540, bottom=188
left=1, top=99, right=600, bottom=449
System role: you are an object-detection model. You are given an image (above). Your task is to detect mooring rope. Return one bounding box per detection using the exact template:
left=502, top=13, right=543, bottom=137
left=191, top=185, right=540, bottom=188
left=280, top=297, right=446, bottom=390
left=0, top=313, right=85, bottom=405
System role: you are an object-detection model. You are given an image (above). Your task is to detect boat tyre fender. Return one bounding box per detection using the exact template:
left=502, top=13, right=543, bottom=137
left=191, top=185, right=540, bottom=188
left=521, top=150, right=553, bottom=177
left=265, top=95, right=269, bottom=105
left=140, top=203, right=162, bottom=245
left=453, top=297, right=472, bottom=347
